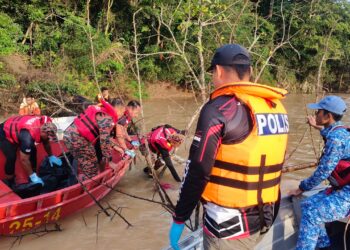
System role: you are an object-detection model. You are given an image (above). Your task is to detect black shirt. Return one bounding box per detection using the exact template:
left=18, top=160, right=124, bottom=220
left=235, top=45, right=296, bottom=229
left=174, top=95, right=253, bottom=222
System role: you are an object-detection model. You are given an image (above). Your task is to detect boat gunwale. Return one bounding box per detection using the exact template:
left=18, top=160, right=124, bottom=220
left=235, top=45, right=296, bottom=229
left=0, top=158, right=131, bottom=220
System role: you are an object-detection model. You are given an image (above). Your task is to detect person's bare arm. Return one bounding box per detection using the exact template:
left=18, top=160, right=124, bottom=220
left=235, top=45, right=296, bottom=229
left=42, top=139, right=53, bottom=156
left=116, top=124, right=128, bottom=150
left=19, top=151, right=34, bottom=175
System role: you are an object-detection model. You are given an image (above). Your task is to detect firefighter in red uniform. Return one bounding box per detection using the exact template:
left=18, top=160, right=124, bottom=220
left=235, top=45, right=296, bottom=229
left=118, top=100, right=141, bottom=129
left=112, top=100, right=142, bottom=159
left=63, top=98, right=125, bottom=179
left=145, top=125, right=185, bottom=182
left=117, top=100, right=142, bottom=150
left=0, top=115, right=60, bottom=187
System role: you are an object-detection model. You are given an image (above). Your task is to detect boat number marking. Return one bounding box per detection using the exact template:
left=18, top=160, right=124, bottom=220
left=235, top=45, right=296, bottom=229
left=9, top=207, right=61, bottom=234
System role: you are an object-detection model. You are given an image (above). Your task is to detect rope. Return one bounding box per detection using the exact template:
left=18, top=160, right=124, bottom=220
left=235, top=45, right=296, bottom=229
left=344, top=216, right=350, bottom=250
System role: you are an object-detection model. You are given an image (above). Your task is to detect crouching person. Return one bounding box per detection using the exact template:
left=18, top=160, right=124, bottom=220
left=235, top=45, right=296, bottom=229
left=0, top=115, right=61, bottom=187
left=63, top=98, right=124, bottom=180
left=290, top=96, right=350, bottom=250
left=145, top=125, right=185, bottom=182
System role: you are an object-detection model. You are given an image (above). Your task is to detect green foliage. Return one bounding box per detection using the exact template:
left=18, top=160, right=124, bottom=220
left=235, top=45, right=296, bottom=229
left=28, top=81, right=79, bottom=97
left=77, top=81, right=101, bottom=99
left=61, top=15, right=111, bottom=75
left=0, top=73, right=16, bottom=88
left=0, top=12, right=23, bottom=55
left=97, top=59, right=124, bottom=81
left=26, top=4, right=45, bottom=22
left=0, top=0, right=349, bottom=107
left=139, top=57, right=161, bottom=81
left=127, top=80, right=148, bottom=99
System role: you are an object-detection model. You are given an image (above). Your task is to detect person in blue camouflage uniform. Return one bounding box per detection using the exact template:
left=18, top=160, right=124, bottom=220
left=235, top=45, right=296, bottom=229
left=290, top=96, right=350, bottom=250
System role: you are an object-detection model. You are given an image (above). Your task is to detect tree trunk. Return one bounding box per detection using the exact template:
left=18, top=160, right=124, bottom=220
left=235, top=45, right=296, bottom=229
left=316, top=27, right=334, bottom=94
left=86, top=0, right=91, bottom=25
left=22, top=22, right=34, bottom=45
left=268, top=0, right=275, bottom=18
left=197, top=0, right=207, bottom=102
left=105, top=0, right=114, bottom=35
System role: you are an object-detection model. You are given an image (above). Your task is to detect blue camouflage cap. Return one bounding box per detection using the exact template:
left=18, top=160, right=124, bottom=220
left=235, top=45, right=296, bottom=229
left=308, top=95, right=347, bottom=115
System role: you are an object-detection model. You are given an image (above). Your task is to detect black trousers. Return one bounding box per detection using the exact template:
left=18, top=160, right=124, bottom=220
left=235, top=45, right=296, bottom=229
left=154, top=143, right=181, bottom=182
left=94, top=140, right=103, bottom=163
left=0, top=137, right=37, bottom=176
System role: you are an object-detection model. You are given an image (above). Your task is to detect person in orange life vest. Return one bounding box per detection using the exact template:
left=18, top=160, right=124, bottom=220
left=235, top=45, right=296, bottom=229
left=0, top=115, right=60, bottom=187
left=63, top=98, right=124, bottom=179
left=19, top=94, right=41, bottom=115
left=169, top=44, right=289, bottom=250
left=117, top=100, right=142, bottom=153
left=145, top=125, right=185, bottom=182
left=95, top=86, right=111, bottom=103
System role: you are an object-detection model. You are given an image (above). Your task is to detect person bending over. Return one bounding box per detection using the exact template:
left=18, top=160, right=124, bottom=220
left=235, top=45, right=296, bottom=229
left=0, top=115, right=61, bottom=187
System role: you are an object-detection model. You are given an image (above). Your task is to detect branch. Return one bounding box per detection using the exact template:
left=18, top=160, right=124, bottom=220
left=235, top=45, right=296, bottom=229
left=131, top=51, right=181, bottom=58
left=229, top=0, right=250, bottom=43
left=202, top=0, right=240, bottom=26
left=202, top=19, right=229, bottom=27
left=316, top=24, right=335, bottom=93
left=158, top=6, right=203, bottom=92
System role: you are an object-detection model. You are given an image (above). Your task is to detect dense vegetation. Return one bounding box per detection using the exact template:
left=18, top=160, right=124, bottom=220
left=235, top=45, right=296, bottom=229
left=0, top=0, right=349, bottom=112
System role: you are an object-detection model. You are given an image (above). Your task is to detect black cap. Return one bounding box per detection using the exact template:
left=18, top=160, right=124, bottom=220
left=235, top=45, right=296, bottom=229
left=207, top=44, right=251, bottom=71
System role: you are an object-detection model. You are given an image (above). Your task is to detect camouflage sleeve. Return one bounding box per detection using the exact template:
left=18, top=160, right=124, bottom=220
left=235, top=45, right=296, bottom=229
left=300, top=137, right=344, bottom=191
left=96, top=113, right=114, bottom=160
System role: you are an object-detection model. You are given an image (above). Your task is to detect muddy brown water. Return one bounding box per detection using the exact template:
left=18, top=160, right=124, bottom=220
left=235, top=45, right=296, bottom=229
left=1, top=94, right=350, bottom=250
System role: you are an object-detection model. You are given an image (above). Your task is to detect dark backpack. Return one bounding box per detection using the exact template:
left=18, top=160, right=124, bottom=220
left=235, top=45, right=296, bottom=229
left=39, top=153, right=75, bottom=193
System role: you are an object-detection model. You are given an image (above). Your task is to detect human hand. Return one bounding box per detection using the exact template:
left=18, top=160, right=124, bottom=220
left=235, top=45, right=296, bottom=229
left=169, top=221, right=185, bottom=250
left=131, top=140, right=140, bottom=147
left=124, top=150, right=136, bottom=158
left=29, top=173, right=44, bottom=186
left=306, top=115, right=322, bottom=130
left=49, top=156, right=62, bottom=167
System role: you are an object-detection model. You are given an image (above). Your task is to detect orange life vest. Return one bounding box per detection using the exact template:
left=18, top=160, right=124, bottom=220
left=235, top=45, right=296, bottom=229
left=202, top=82, right=289, bottom=208
left=19, top=102, right=41, bottom=115
left=3, top=115, right=52, bottom=144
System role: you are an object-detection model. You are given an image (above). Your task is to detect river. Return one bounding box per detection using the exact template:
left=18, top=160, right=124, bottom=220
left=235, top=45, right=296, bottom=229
left=1, top=93, right=350, bottom=250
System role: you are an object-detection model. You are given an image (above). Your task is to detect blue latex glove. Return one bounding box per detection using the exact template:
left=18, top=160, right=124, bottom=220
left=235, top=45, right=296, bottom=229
left=169, top=221, right=185, bottom=250
left=131, top=140, right=140, bottom=147
left=29, top=173, right=44, bottom=186
left=49, top=156, right=62, bottom=167
left=125, top=149, right=136, bottom=158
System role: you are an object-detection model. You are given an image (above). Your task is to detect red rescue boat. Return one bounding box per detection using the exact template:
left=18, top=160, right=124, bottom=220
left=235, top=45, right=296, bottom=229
left=0, top=141, right=131, bottom=236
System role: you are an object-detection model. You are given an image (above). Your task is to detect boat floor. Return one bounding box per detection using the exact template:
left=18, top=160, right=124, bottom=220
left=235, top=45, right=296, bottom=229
left=0, top=181, right=20, bottom=204
left=163, top=186, right=350, bottom=250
